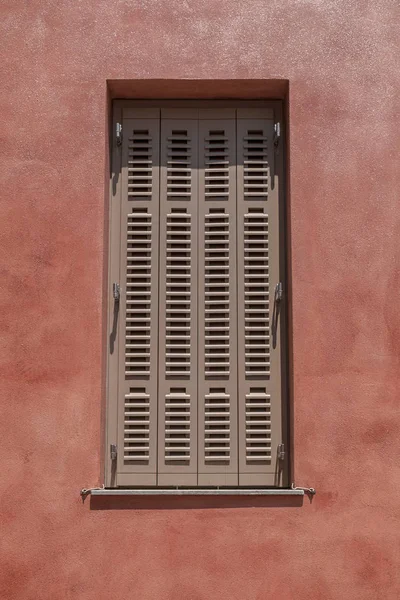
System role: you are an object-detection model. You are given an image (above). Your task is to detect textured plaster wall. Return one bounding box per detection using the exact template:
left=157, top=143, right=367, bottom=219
left=1, top=1, right=400, bottom=599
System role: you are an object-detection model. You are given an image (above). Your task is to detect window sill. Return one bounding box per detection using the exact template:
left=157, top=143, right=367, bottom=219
left=84, top=487, right=305, bottom=497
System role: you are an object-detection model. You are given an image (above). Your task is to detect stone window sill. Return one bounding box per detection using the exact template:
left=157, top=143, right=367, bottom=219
left=82, top=487, right=306, bottom=497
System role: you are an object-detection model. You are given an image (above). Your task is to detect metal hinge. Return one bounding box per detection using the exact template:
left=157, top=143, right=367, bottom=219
left=278, top=443, right=285, bottom=461
left=113, top=282, right=120, bottom=301
left=110, top=444, right=117, bottom=461
left=273, top=122, right=281, bottom=150
left=116, top=122, right=122, bottom=146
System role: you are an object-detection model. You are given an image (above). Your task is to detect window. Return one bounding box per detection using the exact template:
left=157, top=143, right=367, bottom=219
left=106, top=101, right=288, bottom=489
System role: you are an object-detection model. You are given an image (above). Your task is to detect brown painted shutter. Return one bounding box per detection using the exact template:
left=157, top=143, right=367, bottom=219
left=237, top=110, right=283, bottom=486
left=197, top=110, right=238, bottom=485
left=157, top=110, right=199, bottom=485
left=116, top=110, right=160, bottom=486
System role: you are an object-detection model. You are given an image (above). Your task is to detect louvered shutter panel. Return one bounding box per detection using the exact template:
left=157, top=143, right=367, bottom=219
left=157, top=112, right=198, bottom=485
left=109, top=102, right=286, bottom=489
left=237, top=112, right=283, bottom=486
left=116, top=111, right=160, bottom=486
left=197, top=113, right=238, bottom=485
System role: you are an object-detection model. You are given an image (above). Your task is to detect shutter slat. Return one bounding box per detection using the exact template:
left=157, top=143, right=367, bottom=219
left=115, top=117, right=160, bottom=486
left=158, top=119, right=198, bottom=486
left=237, top=117, right=282, bottom=486
left=198, top=119, right=238, bottom=486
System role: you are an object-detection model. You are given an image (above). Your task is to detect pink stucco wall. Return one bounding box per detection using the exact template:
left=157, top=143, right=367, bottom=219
left=1, top=1, right=400, bottom=599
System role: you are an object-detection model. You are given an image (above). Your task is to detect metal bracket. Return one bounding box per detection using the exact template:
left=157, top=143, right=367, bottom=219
left=291, top=483, right=316, bottom=496
left=110, top=444, right=117, bottom=461
left=80, top=485, right=105, bottom=499
left=112, top=283, right=120, bottom=301
left=116, top=122, right=122, bottom=146
left=273, top=122, right=281, bottom=149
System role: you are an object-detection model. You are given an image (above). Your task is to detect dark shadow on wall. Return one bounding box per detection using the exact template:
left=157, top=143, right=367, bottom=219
left=89, top=494, right=303, bottom=510
left=107, top=78, right=289, bottom=100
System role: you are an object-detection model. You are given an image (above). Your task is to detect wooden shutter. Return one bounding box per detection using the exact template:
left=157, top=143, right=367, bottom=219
left=108, top=102, right=286, bottom=489
left=237, top=110, right=283, bottom=486
left=197, top=111, right=238, bottom=485
left=115, top=110, right=160, bottom=486
left=157, top=111, right=199, bottom=485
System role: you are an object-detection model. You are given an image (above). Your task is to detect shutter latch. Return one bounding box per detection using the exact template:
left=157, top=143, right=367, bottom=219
left=274, top=282, right=283, bottom=303
left=113, top=283, right=120, bottom=301
left=273, top=122, right=281, bottom=149
left=278, top=443, right=285, bottom=461
left=110, top=444, right=117, bottom=461
left=116, top=122, right=122, bottom=146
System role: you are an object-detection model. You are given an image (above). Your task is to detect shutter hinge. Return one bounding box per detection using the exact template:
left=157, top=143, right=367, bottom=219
left=110, top=444, right=117, bottom=461
left=112, top=283, right=120, bottom=301
left=278, top=443, right=285, bottom=461
left=116, top=122, right=122, bottom=146
left=273, top=122, right=281, bottom=150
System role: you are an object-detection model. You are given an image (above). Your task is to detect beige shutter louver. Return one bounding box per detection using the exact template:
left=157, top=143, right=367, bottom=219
left=237, top=113, right=283, bottom=486
left=157, top=111, right=199, bottom=485
left=197, top=114, right=238, bottom=485
left=116, top=111, right=160, bottom=486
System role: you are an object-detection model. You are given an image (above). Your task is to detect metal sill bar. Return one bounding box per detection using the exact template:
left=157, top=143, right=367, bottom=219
left=87, top=487, right=305, bottom=496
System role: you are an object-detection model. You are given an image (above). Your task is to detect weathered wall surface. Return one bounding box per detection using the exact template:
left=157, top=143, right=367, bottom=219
left=1, top=1, right=399, bottom=599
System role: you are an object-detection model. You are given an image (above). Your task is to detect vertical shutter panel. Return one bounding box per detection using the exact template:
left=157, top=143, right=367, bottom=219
left=116, top=113, right=160, bottom=486
left=237, top=115, right=283, bottom=486
left=197, top=116, right=238, bottom=485
left=158, top=115, right=198, bottom=485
